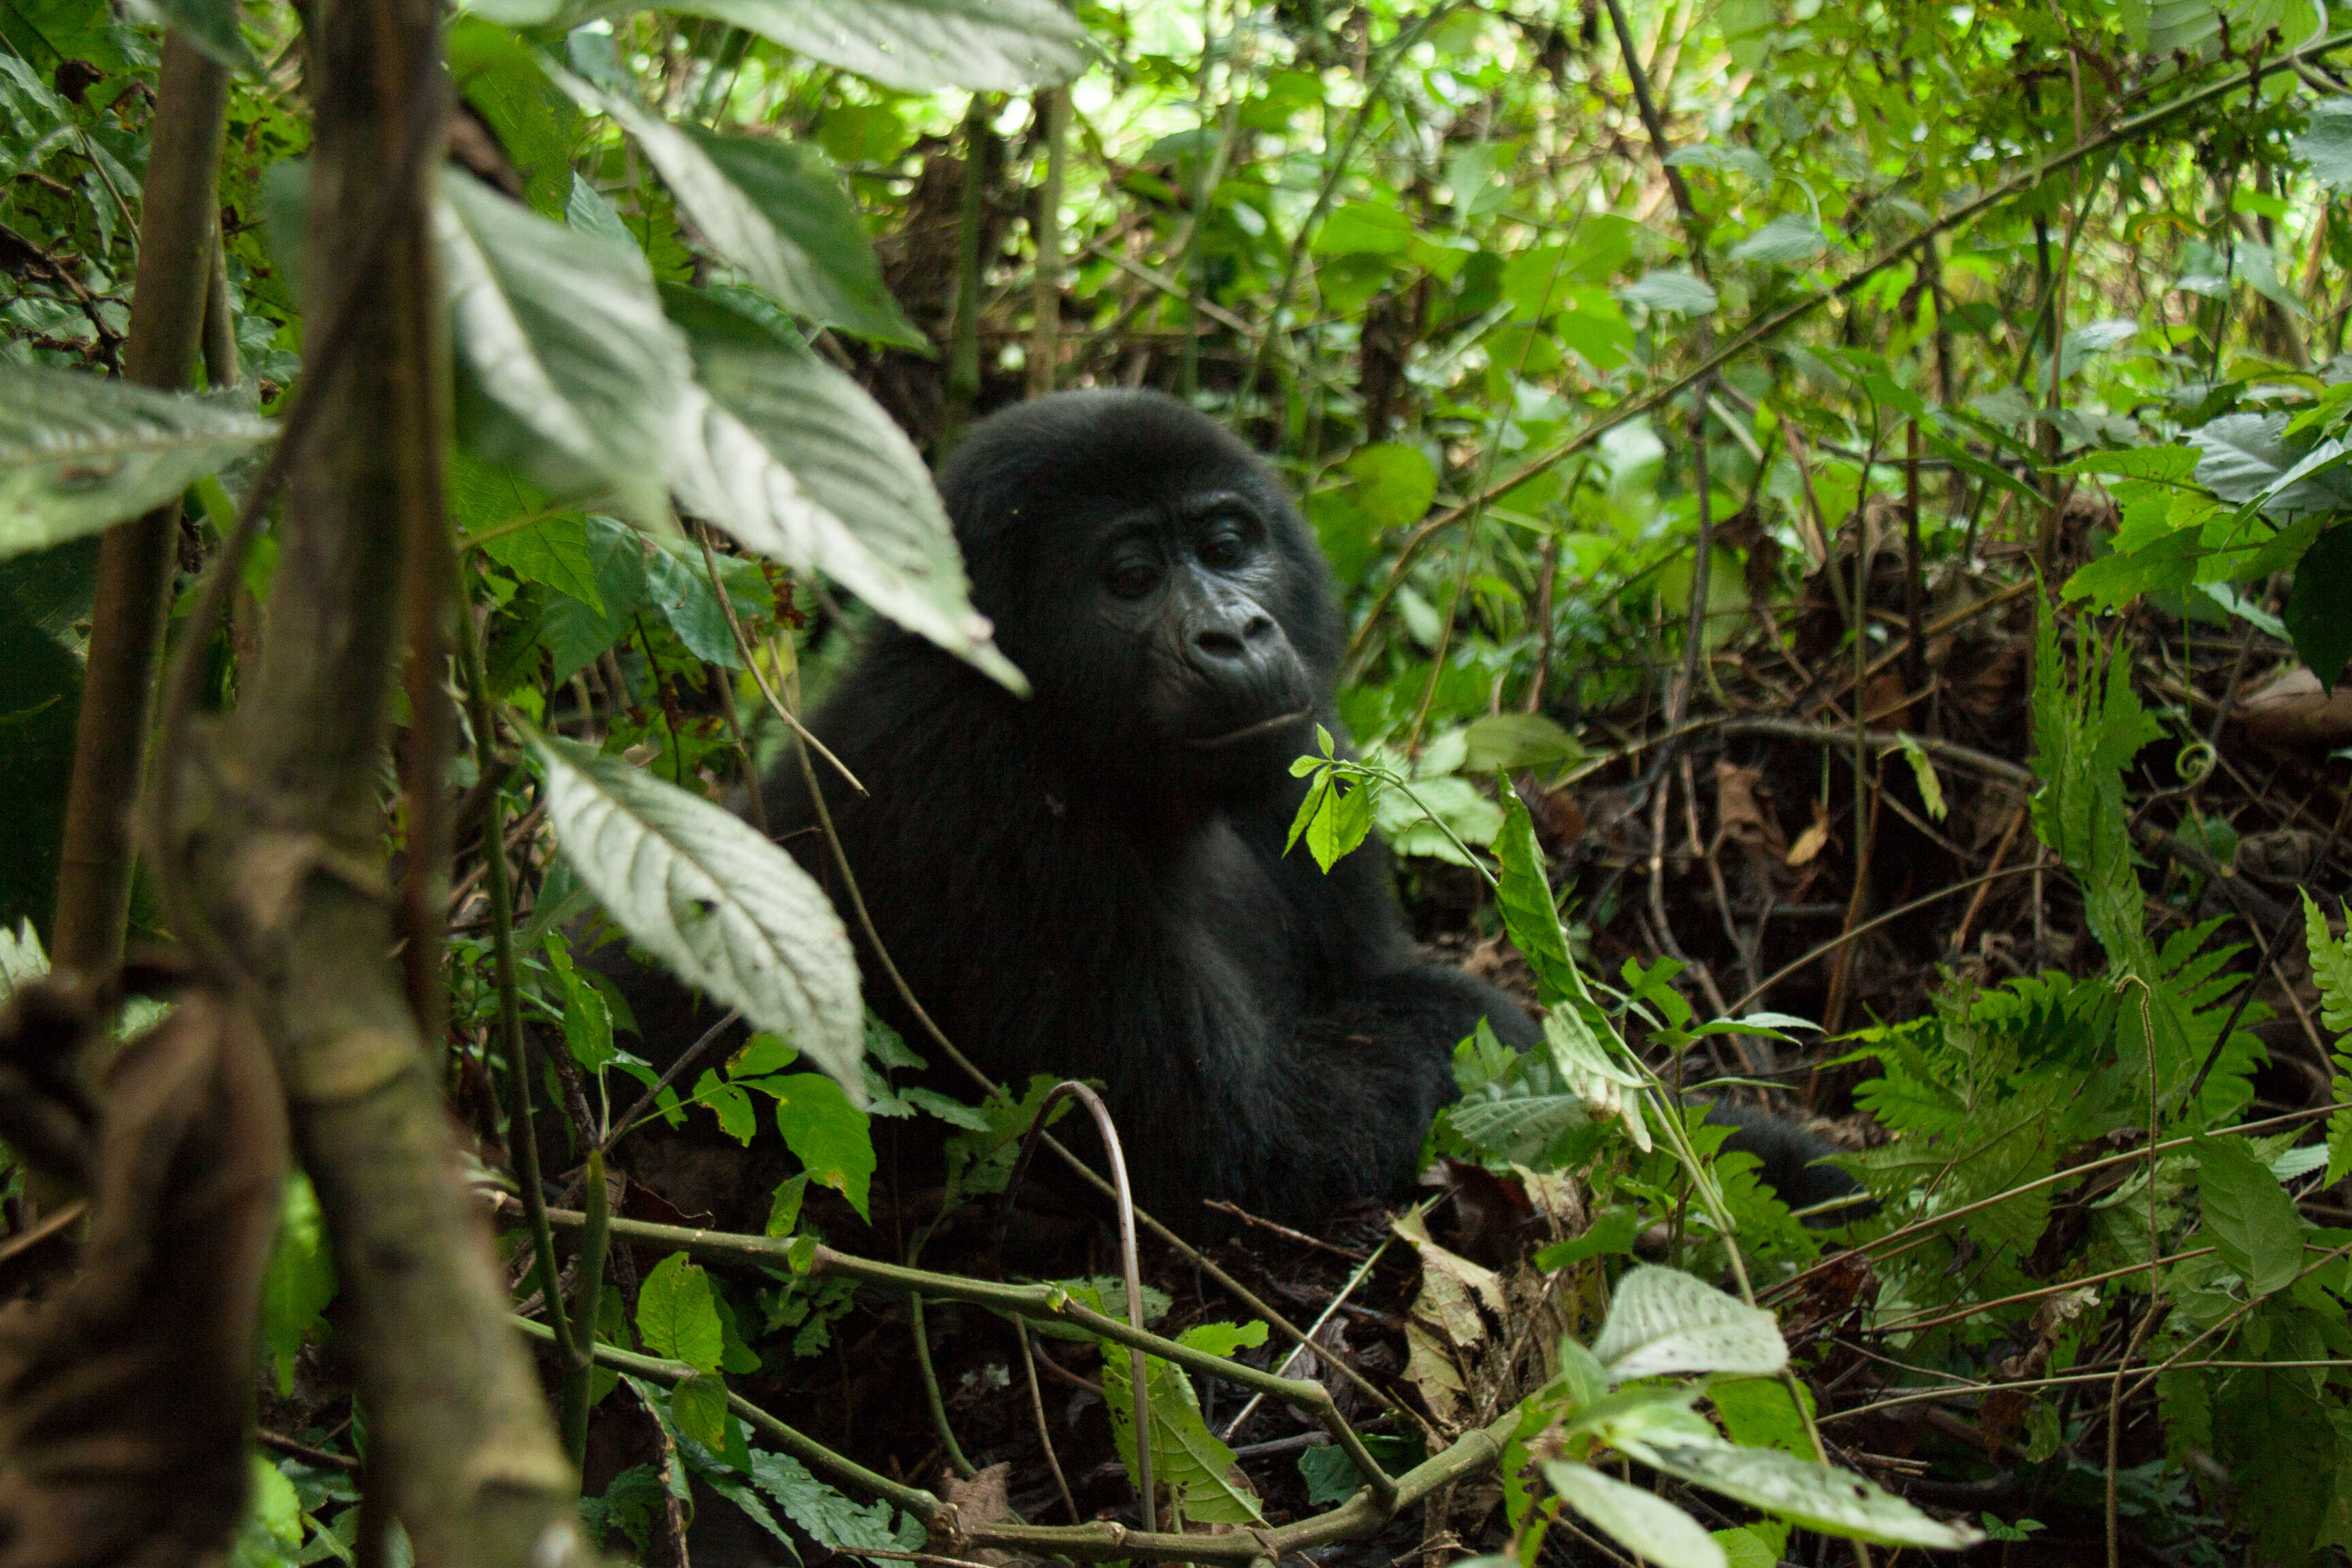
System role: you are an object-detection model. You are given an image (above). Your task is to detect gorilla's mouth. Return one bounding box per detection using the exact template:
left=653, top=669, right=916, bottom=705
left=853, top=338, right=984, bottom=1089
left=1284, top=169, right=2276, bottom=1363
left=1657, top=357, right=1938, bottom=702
left=1183, top=710, right=1312, bottom=750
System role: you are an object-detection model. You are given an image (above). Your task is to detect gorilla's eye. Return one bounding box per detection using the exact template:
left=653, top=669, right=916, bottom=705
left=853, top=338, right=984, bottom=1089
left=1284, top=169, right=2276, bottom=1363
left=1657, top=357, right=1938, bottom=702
left=1106, top=559, right=1162, bottom=599
left=1198, top=527, right=1253, bottom=571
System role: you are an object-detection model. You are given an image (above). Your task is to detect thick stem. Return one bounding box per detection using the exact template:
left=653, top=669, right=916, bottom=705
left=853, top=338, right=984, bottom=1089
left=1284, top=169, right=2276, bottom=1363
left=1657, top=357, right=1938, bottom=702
left=941, top=96, right=990, bottom=452
left=1028, top=88, right=1068, bottom=395
left=50, top=33, right=230, bottom=982
left=167, top=0, right=589, bottom=1553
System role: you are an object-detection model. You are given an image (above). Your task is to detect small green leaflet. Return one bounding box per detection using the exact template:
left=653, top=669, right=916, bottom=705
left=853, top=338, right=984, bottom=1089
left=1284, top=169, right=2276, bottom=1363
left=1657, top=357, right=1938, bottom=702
left=2298, top=892, right=2352, bottom=1187
left=1495, top=787, right=1577, bottom=1007
left=638, top=1252, right=726, bottom=1372
left=1286, top=726, right=1378, bottom=871
left=2192, top=1135, right=2306, bottom=1297
left=1894, top=734, right=1946, bottom=821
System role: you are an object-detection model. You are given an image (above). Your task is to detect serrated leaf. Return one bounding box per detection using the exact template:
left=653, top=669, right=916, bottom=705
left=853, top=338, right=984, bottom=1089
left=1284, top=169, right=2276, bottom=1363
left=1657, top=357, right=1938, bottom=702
left=1591, top=1266, right=1788, bottom=1383
left=2053, top=443, right=2202, bottom=481
left=550, top=70, right=919, bottom=346
left=259, top=1173, right=337, bottom=1396
left=2193, top=1135, right=2305, bottom=1296
left=662, top=289, right=1023, bottom=690
left=1616, top=1438, right=1982, bottom=1548
left=1496, top=789, right=1576, bottom=1006
left=1102, top=1340, right=1266, bottom=1524
left=525, top=729, right=864, bottom=1098
left=442, top=172, right=693, bottom=527
left=1727, top=214, right=1824, bottom=266
left=769, top=1071, right=875, bottom=1220
left=1617, top=272, right=1718, bottom=314
left=747, top=1448, right=919, bottom=1556
left=638, top=1252, right=725, bottom=1371
left=2191, top=413, right=2352, bottom=515
left=1546, top=1462, right=1725, bottom=1568
left=2302, top=892, right=2352, bottom=1036
left=0, top=368, right=274, bottom=559
left=1895, top=732, right=1946, bottom=821
left=655, top=0, right=1088, bottom=91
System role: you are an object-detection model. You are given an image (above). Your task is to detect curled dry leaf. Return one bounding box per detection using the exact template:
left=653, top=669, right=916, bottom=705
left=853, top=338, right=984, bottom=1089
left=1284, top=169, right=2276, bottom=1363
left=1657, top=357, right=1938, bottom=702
left=0, top=988, right=289, bottom=1568
left=1392, top=1209, right=1567, bottom=1434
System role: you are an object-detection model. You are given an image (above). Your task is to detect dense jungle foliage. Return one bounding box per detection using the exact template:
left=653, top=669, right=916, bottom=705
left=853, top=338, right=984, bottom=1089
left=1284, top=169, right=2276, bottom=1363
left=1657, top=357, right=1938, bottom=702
left=6, top=0, right=2352, bottom=1561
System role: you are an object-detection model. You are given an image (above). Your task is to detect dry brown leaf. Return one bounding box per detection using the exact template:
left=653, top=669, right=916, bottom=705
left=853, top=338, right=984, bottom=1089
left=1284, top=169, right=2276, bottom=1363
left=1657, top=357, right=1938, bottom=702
left=0, top=989, right=289, bottom=1568
left=2239, top=666, right=2352, bottom=748
left=1786, top=801, right=1833, bottom=868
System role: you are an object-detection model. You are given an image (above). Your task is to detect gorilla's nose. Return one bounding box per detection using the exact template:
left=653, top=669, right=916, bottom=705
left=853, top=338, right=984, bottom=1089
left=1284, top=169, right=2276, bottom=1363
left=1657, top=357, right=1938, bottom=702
left=1192, top=611, right=1276, bottom=664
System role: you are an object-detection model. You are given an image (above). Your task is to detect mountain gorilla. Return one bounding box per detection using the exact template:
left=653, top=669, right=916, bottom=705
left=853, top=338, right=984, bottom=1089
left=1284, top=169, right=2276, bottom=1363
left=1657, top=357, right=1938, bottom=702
left=640, top=390, right=1860, bottom=1230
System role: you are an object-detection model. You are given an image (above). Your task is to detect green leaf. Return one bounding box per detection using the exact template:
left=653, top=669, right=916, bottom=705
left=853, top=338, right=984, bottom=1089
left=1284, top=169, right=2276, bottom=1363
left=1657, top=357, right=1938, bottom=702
left=2053, top=443, right=2202, bottom=481
left=1617, top=272, right=1717, bottom=315
left=1614, top=1437, right=1982, bottom=1549
left=662, top=287, right=1024, bottom=691
left=747, top=1447, right=921, bottom=1557
left=552, top=69, right=919, bottom=346
left=1894, top=733, right=1946, bottom=821
left=2298, top=97, right=2352, bottom=189
left=1495, top=788, right=1576, bottom=1007
left=1102, top=1337, right=1266, bottom=1525
left=0, top=368, right=274, bottom=560
left=2285, top=523, right=2352, bottom=689
left=770, top=1072, right=876, bottom=1220
left=1709, top=1377, right=1816, bottom=1457
left=259, top=1172, right=337, bottom=1396
left=1345, top=442, right=1439, bottom=529
left=670, top=1373, right=731, bottom=1448
left=1463, top=713, right=1582, bottom=772
left=638, top=1252, right=726, bottom=1371
left=697, top=1069, right=759, bottom=1143
left=655, top=0, right=1086, bottom=91
left=1297, top=772, right=1377, bottom=871
left=2301, top=891, right=2352, bottom=1037
left=1726, top=214, right=1824, bottom=266
left=525, top=728, right=866, bottom=1099
left=2194, top=1135, right=2306, bottom=1296
left=480, top=512, right=602, bottom=612
left=134, top=0, right=263, bottom=74
left=766, top=1171, right=809, bottom=1237
left=1313, top=201, right=1414, bottom=257
left=1546, top=1462, right=1725, bottom=1568
left=1591, top=1266, right=1788, bottom=1383
left=442, top=172, right=694, bottom=527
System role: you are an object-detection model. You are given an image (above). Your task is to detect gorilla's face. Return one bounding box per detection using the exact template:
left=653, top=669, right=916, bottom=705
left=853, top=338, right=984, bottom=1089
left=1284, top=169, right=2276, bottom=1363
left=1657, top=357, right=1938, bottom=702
left=937, top=392, right=1343, bottom=798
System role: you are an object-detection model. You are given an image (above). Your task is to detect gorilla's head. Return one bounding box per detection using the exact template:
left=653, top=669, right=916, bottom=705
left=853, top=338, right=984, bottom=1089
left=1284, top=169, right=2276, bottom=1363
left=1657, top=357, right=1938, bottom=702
left=938, top=391, right=1342, bottom=796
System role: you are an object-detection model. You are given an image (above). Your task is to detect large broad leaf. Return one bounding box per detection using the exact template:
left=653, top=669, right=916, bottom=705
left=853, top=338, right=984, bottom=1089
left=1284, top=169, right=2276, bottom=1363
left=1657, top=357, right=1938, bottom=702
left=663, top=289, right=1024, bottom=691
left=653, top=0, right=1088, bottom=92
left=2189, top=413, right=2352, bottom=516
left=1546, top=1463, right=1725, bottom=1568
left=2193, top=1135, right=2306, bottom=1296
left=1617, top=271, right=1718, bottom=315
left=1726, top=214, right=1825, bottom=266
left=549, top=69, right=919, bottom=346
left=2136, top=0, right=2324, bottom=58
left=1590, top=1266, right=1788, bottom=1384
left=441, top=172, right=694, bottom=527
left=0, top=368, right=274, bottom=559
left=1612, top=1437, right=1981, bottom=1550
left=2298, top=97, right=2352, bottom=189
left=527, top=729, right=865, bottom=1098
left=2285, top=521, right=2352, bottom=689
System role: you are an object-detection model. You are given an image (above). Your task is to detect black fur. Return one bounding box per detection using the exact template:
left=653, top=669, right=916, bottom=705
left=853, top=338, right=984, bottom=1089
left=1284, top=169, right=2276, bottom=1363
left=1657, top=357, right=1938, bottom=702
left=764, top=390, right=1534, bottom=1226
left=622, top=389, right=1865, bottom=1232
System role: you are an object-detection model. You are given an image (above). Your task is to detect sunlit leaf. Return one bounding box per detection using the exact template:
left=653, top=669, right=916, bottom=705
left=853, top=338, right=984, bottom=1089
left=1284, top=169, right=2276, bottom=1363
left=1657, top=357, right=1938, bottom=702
left=1546, top=1462, right=1725, bottom=1568
left=1615, top=1437, right=1983, bottom=1549
left=662, top=288, right=1024, bottom=690
left=1590, top=1266, right=1788, bottom=1383
left=526, top=728, right=866, bottom=1098
left=653, top=0, right=1088, bottom=92
left=442, top=172, right=694, bottom=527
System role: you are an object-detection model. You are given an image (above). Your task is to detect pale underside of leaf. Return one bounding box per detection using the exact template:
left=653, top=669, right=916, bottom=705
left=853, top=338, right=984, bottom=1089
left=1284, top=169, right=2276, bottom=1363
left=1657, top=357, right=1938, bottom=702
left=440, top=175, right=692, bottom=527
left=547, top=67, right=836, bottom=325
left=1546, top=1462, right=1727, bottom=1568
left=654, top=0, right=1090, bottom=92
left=1618, top=1438, right=1983, bottom=1550
left=529, top=730, right=865, bottom=1097
left=668, top=369, right=1025, bottom=690
left=1591, top=1265, right=1788, bottom=1384
left=0, top=366, right=275, bottom=559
